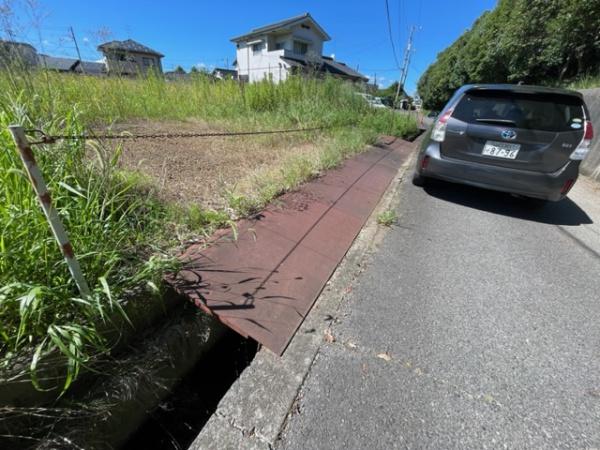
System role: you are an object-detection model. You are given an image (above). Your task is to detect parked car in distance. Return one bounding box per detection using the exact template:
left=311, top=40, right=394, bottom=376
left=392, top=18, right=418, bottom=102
left=356, top=92, right=388, bottom=109
left=413, top=84, right=593, bottom=202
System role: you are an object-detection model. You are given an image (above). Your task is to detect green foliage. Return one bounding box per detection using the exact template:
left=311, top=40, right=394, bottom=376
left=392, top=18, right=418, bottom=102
left=0, top=106, right=174, bottom=392
left=418, top=0, right=600, bottom=109
left=0, top=69, right=417, bottom=392
left=376, top=81, right=408, bottom=107
left=377, top=209, right=397, bottom=227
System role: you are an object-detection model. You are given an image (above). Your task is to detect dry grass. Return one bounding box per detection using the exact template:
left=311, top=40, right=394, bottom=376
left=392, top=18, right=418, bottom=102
left=110, top=119, right=327, bottom=209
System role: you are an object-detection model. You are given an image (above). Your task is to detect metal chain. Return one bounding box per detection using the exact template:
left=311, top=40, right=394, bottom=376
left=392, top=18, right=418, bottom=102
left=24, top=123, right=354, bottom=145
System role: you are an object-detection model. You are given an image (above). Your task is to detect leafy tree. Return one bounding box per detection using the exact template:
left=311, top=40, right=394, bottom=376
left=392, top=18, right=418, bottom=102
left=173, top=65, right=186, bottom=74
left=417, top=0, right=600, bottom=109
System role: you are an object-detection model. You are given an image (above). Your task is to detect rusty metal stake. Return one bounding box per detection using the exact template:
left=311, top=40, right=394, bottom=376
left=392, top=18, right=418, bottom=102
left=9, top=125, right=91, bottom=297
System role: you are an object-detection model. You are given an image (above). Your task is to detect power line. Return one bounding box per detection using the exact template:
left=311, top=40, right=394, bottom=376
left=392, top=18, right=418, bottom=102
left=384, top=0, right=401, bottom=70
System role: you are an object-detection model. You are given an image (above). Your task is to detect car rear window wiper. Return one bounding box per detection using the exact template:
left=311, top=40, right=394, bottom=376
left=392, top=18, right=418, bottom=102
left=475, top=118, right=517, bottom=126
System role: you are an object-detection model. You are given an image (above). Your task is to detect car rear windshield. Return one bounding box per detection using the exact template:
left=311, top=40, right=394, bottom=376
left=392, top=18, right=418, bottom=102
left=452, top=90, right=585, bottom=132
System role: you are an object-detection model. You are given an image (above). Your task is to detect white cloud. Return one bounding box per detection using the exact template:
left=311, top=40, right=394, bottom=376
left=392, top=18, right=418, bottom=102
left=194, top=62, right=215, bottom=71
left=83, top=37, right=89, bottom=43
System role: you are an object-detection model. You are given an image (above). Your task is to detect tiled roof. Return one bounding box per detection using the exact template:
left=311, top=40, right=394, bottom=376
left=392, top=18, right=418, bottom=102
left=78, top=60, right=106, bottom=74
left=323, top=58, right=368, bottom=81
left=231, top=13, right=331, bottom=42
left=38, top=55, right=107, bottom=74
left=97, top=39, right=163, bottom=57
left=38, top=54, right=79, bottom=71
left=281, top=56, right=368, bottom=82
left=0, top=39, right=37, bottom=51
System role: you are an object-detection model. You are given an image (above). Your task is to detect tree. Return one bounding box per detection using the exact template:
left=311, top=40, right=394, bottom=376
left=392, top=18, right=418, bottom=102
left=417, top=0, right=600, bottom=109
left=173, top=65, right=186, bottom=74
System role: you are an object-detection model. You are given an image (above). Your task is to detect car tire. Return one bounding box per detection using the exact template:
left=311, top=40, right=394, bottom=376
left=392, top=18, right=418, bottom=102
left=412, top=171, right=428, bottom=187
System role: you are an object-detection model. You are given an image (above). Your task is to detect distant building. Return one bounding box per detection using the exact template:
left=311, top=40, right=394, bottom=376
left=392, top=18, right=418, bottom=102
left=0, top=40, right=38, bottom=68
left=231, top=13, right=367, bottom=84
left=79, top=60, right=106, bottom=75
left=212, top=67, right=237, bottom=80
left=164, top=70, right=189, bottom=81
left=37, top=54, right=105, bottom=75
left=97, top=39, right=164, bottom=76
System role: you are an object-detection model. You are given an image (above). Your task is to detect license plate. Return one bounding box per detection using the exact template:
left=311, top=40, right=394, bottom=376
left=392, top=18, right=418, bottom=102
left=482, top=141, right=520, bottom=159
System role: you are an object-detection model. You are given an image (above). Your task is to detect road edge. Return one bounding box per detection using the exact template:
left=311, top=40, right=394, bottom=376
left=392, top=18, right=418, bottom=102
left=189, top=140, right=419, bottom=450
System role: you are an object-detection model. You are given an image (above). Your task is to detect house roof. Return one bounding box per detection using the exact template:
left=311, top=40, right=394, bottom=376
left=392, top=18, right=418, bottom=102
left=281, top=56, right=368, bottom=82
left=231, top=13, right=331, bottom=42
left=78, top=60, right=106, bottom=74
left=97, top=39, right=164, bottom=57
left=38, top=54, right=79, bottom=71
left=0, top=39, right=37, bottom=51
left=322, top=57, right=368, bottom=81
left=212, top=67, right=237, bottom=75
left=38, top=54, right=106, bottom=73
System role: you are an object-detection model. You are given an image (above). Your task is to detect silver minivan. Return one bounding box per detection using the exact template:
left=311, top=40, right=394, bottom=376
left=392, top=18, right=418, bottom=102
left=413, top=84, right=594, bottom=202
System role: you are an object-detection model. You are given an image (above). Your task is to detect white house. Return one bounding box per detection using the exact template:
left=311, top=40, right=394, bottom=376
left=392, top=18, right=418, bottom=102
left=231, top=13, right=367, bottom=84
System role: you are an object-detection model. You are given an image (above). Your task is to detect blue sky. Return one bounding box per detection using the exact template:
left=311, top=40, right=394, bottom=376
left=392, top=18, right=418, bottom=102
left=8, top=0, right=497, bottom=94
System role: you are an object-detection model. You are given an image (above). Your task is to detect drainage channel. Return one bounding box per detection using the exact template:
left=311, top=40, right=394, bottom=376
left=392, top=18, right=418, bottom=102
left=124, top=331, right=258, bottom=450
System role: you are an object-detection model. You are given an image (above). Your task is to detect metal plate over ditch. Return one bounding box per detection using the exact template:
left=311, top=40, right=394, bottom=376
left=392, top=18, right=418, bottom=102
left=171, top=137, right=414, bottom=355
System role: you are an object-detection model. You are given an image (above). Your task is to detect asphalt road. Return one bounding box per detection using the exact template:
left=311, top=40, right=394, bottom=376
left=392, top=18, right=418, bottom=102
left=276, top=175, right=600, bottom=449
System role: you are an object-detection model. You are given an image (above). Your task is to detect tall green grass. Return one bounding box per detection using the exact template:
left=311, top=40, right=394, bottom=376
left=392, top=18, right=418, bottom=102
left=0, top=69, right=416, bottom=392
left=567, top=73, right=600, bottom=90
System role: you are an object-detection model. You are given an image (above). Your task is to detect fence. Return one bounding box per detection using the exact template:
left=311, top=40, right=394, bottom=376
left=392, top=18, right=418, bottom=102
left=7, top=122, right=357, bottom=296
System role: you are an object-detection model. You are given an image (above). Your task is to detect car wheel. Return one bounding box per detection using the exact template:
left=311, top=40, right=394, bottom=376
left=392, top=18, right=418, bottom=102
left=412, top=171, right=428, bottom=187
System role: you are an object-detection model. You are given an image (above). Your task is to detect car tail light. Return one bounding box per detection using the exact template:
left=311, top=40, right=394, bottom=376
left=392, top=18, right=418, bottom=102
left=570, top=120, right=594, bottom=160
left=561, top=178, right=575, bottom=195
left=431, top=109, right=454, bottom=142
left=421, top=155, right=430, bottom=170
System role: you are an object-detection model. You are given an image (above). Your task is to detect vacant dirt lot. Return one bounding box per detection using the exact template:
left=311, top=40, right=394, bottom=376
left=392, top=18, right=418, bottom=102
left=105, top=120, right=322, bottom=209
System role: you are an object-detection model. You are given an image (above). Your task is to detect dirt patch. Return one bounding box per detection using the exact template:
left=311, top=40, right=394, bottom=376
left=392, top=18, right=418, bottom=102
left=104, top=119, right=321, bottom=209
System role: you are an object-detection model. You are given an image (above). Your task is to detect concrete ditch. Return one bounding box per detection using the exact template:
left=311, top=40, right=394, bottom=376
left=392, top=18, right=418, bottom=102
left=1, top=135, right=420, bottom=450
left=1, top=294, right=243, bottom=450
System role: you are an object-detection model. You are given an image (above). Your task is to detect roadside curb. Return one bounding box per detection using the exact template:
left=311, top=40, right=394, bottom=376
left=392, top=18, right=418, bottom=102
left=189, top=138, right=421, bottom=449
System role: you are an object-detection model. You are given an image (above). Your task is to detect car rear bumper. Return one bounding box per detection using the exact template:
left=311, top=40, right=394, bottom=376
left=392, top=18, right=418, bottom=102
left=417, top=143, right=580, bottom=201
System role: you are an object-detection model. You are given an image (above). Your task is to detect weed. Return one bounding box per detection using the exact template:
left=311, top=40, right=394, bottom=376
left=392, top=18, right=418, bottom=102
left=0, top=68, right=416, bottom=392
left=377, top=210, right=398, bottom=227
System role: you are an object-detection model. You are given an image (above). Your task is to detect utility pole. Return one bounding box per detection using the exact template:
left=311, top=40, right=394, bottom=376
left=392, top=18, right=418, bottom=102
left=69, top=26, right=85, bottom=74
left=394, top=25, right=415, bottom=107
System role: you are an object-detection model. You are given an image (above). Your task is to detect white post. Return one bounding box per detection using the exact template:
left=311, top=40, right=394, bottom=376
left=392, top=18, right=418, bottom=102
left=8, top=125, right=91, bottom=297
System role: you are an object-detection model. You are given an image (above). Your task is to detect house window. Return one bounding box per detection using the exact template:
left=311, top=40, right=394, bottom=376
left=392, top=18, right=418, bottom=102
left=115, top=52, right=134, bottom=62
left=275, top=42, right=285, bottom=50
left=252, top=42, right=263, bottom=54
left=142, top=57, right=154, bottom=67
left=293, top=41, right=308, bottom=55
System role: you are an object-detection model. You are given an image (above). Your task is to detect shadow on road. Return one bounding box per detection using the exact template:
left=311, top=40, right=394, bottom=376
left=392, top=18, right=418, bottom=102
left=423, top=179, right=593, bottom=226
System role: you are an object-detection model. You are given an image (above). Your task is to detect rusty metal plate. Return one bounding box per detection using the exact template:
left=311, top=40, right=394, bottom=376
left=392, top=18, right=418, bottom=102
left=171, top=139, right=413, bottom=355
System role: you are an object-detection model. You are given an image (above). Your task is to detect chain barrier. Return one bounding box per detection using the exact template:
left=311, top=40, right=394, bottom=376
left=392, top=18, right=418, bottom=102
left=24, top=123, right=356, bottom=146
